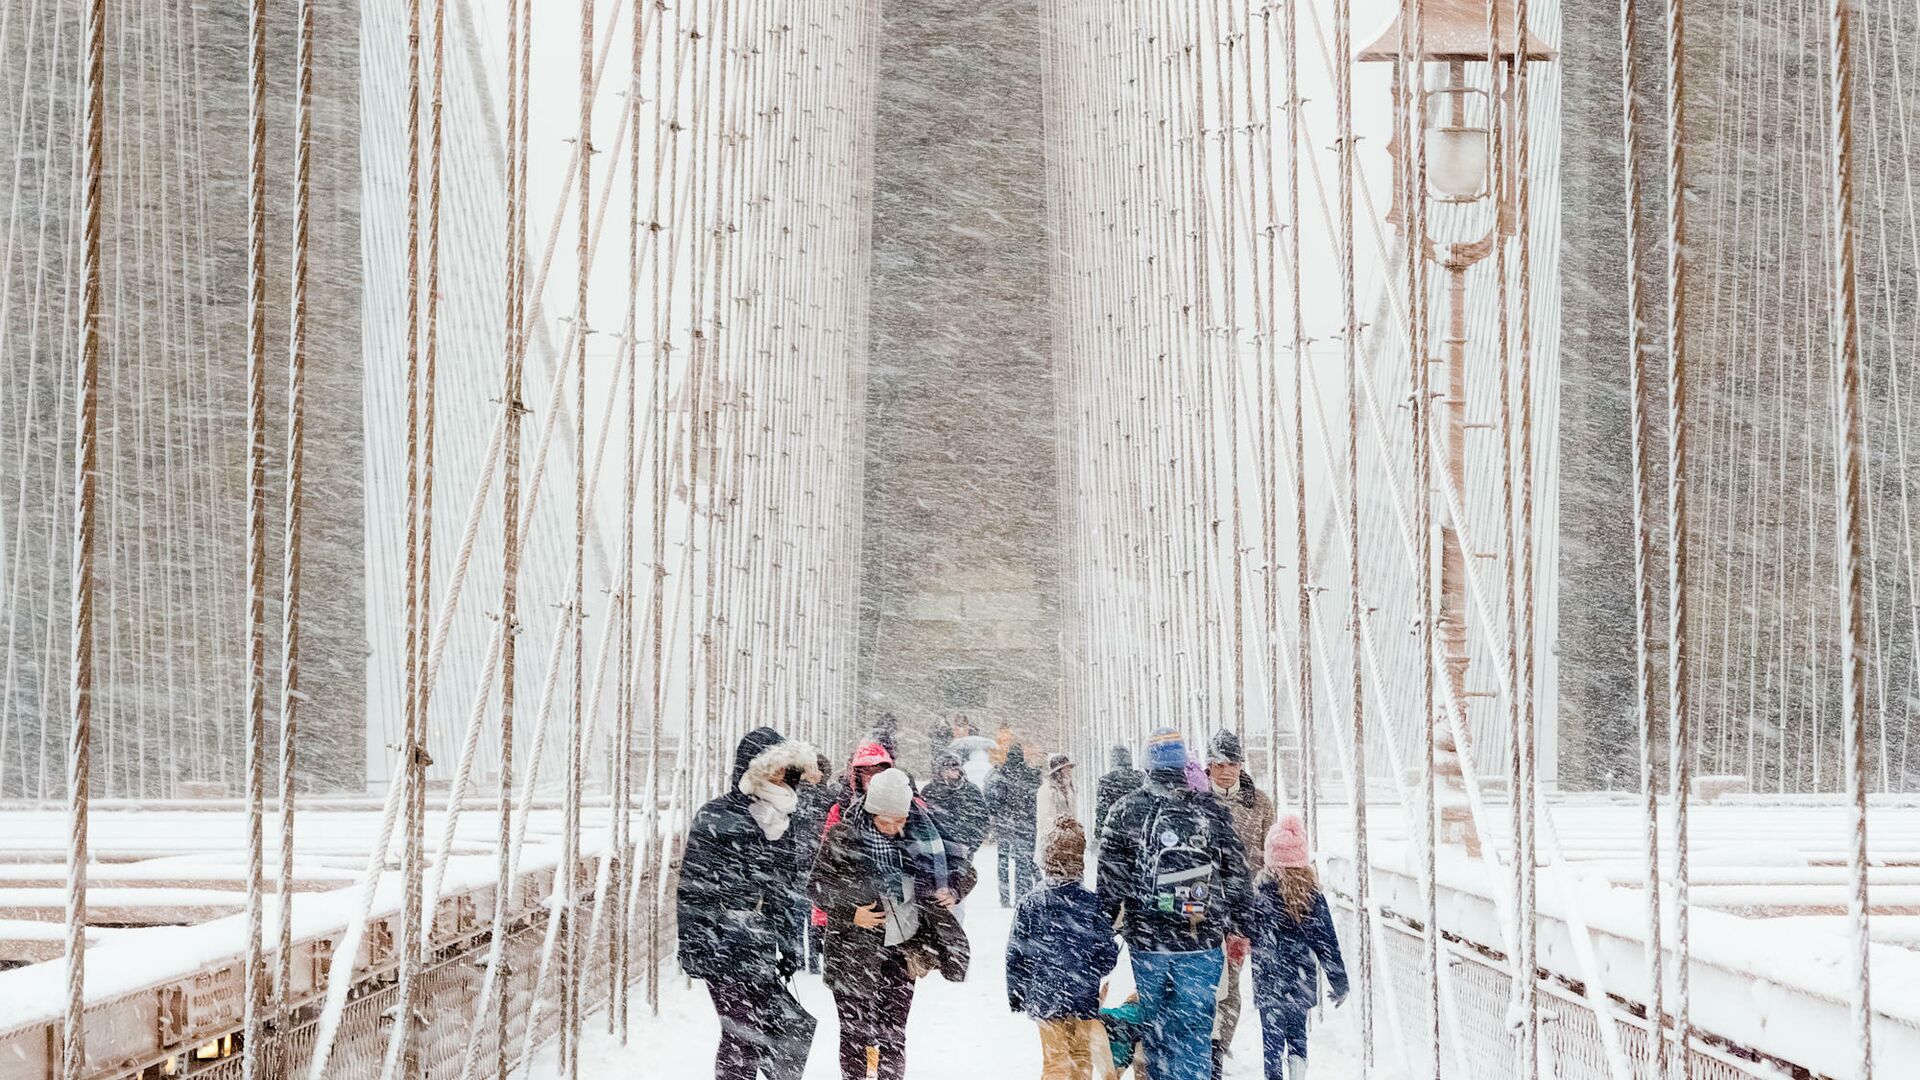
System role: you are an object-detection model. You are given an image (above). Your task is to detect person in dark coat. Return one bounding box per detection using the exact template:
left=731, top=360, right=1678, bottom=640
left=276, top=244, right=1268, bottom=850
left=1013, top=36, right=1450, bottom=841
left=792, top=751, right=836, bottom=973
left=1006, top=819, right=1120, bottom=1079
left=920, top=749, right=989, bottom=858
left=1094, top=745, right=1145, bottom=839
left=869, top=712, right=901, bottom=761
left=985, top=744, right=1042, bottom=906
left=676, top=727, right=823, bottom=1080
left=810, top=768, right=964, bottom=1080
left=1247, top=815, right=1348, bottom=1080
left=1096, top=728, right=1253, bottom=1080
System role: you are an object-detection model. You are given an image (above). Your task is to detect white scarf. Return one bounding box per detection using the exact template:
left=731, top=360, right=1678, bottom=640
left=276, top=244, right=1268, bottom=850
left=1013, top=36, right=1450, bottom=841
left=746, top=780, right=798, bottom=840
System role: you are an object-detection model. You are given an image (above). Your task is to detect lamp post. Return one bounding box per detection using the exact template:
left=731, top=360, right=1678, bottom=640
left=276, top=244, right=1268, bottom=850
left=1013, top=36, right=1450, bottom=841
left=1359, top=1, right=1554, bottom=854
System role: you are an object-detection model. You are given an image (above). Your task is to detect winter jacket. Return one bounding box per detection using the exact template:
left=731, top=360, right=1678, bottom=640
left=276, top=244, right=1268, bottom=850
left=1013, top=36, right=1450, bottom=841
left=676, top=727, right=819, bottom=984
left=921, top=774, right=989, bottom=856
left=1215, top=775, right=1278, bottom=873
left=810, top=816, right=970, bottom=990
left=1094, top=749, right=1145, bottom=839
left=985, top=746, right=1042, bottom=842
left=1096, top=770, right=1254, bottom=954
left=791, top=776, right=835, bottom=874
left=1247, top=877, right=1349, bottom=1011
left=1005, top=880, right=1121, bottom=1020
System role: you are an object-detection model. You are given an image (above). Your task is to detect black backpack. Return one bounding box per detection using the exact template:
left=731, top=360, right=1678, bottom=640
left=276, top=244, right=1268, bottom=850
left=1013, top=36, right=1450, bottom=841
left=1136, top=791, right=1220, bottom=923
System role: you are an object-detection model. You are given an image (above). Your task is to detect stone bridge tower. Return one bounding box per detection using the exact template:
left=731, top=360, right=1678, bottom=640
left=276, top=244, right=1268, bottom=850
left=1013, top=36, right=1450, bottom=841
left=857, top=0, right=1064, bottom=766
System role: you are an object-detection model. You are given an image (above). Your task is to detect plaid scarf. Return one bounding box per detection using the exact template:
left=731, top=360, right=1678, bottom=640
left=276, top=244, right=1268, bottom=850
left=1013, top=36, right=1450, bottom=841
left=904, top=808, right=951, bottom=894
left=855, top=810, right=908, bottom=899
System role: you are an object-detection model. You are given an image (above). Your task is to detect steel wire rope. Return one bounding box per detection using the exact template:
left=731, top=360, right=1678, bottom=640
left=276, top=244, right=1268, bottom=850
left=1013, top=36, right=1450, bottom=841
left=1827, top=0, right=1874, bottom=1071
left=273, top=0, right=316, bottom=1054
left=240, top=0, right=271, bottom=1069
left=61, top=0, right=105, bottom=1071
left=1663, top=0, right=1693, bottom=1066
left=1333, top=0, right=1374, bottom=1065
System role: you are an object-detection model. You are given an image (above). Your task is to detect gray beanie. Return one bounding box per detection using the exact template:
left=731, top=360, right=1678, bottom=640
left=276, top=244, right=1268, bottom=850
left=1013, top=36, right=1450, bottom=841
left=864, top=767, right=913, bottom=817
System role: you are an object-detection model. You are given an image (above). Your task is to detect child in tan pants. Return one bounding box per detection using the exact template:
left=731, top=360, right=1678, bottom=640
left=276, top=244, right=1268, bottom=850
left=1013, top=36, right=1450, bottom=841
left=1006, top=821, right=1121, bottom=1078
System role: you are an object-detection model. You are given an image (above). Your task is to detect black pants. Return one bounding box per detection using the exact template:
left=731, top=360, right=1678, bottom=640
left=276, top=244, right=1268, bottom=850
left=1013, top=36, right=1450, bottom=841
left=831, top=952, right=915, bottom=1080
left=706, top=977, right=815, bottom=1080
left=996, top=838, right=1036, bottom=906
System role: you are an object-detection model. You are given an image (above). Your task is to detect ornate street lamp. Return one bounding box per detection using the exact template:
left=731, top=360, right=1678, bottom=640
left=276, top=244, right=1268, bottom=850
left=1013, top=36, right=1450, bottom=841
left=1359, top=1, right=1554, bottom=855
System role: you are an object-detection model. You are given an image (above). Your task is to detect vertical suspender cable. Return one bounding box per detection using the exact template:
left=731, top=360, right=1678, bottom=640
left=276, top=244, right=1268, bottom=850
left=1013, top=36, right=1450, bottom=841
left=1402, top=1, right=1440, bottom=1074
left=1616, top=0, right=1664, bottom=1069
left=1510, top=1, right=1541, bottom=1074
left=614, top=0, right=645, bottom=1041
left=1488, top=0, right=1523, bottom=1031
left=385, top=0, right=429, bottom=1069
left=276, top=0, right=316, bottom=1041
left=1826, top=0, right=1873, bottom=1073
left=1336, top=0, right=1374, bottom=1070
left=645, top=0, right=671, bottom=1014
left=1662, top=0, right=1693, bottom=1069
left=242, top=0, right=271, bottom=1072
left=1285, top=0, right=1314, bottom=841
left=459, top=0, right=530, bottom=1073
left=565, top=0, right=595, bottom=1072
left=63, top=0, right=105, bottom=1073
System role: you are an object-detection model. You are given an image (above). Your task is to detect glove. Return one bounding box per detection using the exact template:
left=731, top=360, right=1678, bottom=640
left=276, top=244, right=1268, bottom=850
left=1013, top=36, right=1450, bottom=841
left=1225, top=935, right=1250, bottom=965
left=1331, top=989, right=1349, bottom=1008
left=1008, top=994, right=1025, bottom=1014
left=775, top=950, right=799, bottom=980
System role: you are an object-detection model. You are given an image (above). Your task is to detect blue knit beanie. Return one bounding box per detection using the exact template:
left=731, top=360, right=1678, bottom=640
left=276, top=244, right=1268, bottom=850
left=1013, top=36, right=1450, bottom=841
left=1145, top=727, right=1188, bottom=771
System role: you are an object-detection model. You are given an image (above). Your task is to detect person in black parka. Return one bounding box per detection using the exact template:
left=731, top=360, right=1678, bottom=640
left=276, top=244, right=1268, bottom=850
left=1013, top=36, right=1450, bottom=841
left=1097, top=728, right=1254, bottom=1080
left=984, top=744, right=1042, bottom=906
left=1094, top=745, right=1146, bottom=840
left=676, top=727, right=823, bottom=1080
left=920, top=749, right=989, bottom=858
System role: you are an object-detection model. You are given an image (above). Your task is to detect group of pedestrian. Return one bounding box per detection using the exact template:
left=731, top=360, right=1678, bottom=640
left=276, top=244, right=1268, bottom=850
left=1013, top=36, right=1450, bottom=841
left=1006, top=727, right=1347, bottom=1080
left=676, top=721, right=1346, bottom=1080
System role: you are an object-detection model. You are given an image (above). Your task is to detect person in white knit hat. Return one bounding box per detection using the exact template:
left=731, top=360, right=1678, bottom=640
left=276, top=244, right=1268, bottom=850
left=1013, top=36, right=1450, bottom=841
left=809, top=767, right=960, bottom=1079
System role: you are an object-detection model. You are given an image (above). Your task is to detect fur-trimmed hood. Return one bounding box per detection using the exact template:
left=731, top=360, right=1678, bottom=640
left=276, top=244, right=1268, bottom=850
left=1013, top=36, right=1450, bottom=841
left=737, top=736, right=823, bottom=799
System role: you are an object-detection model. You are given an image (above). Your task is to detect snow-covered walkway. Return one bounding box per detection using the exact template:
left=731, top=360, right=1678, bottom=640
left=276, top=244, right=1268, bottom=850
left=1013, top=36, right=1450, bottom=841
left=528, top=846, right=1363, bottom=1078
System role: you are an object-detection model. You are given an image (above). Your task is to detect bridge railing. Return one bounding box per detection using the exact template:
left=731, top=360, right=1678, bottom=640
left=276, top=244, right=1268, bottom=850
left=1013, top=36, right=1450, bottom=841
left=1330, top=850, right=1920, bottom=1080
left=0, top=841, right=683, bottom=1080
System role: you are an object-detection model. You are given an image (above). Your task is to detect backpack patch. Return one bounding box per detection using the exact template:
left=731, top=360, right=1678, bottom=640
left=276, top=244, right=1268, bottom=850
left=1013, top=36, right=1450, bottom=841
left=1139, top=796, right=1217, bottom=923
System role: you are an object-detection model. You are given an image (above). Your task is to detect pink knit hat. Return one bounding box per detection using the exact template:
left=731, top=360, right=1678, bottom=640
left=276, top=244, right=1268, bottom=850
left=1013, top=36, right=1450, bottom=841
left=1264, top=813, right=1311, bottom=869
left=849, top=741, right=894, bottom=768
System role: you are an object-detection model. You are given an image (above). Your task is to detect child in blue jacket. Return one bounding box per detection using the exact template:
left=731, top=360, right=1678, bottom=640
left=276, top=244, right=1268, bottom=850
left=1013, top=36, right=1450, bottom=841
left=1006, top=819, right=1121, bottom=1078
left=1248, top=814, right=1348, bottom=1080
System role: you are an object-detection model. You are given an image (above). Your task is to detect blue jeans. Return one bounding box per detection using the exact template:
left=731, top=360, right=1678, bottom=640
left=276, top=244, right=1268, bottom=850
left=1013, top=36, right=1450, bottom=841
left=1256, top=1003, right=1309, bottom=1078
left=1129, top=948, right=1224, bottom=1080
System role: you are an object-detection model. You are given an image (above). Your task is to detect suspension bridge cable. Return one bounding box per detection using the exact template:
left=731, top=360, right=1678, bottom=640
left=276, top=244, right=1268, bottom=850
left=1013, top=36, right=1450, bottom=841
left=1616, top=0, right=1665, bottom=1065
left=1664, top=0, right=1694, bottom=1068
left=62, top=0, right=105, bottom=1072
left=1511, top=0, right=1542, bottom=1073
left=1334, top=0, right=1373, bottom=1068
left=274, top=0, right=316, bottom=1049
left=1827, top=0, right=1873, bottom=1072
left=240, top=0, right=270, bottom=1070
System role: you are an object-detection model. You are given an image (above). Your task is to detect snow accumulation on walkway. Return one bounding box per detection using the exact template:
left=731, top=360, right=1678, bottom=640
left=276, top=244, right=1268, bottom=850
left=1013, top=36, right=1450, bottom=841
left=528, top=846, right=1366, bottom=1079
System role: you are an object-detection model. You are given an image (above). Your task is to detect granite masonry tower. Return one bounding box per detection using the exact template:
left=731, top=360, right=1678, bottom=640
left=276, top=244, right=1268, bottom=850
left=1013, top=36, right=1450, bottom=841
left=858, top=0, right=1065, bottom=763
